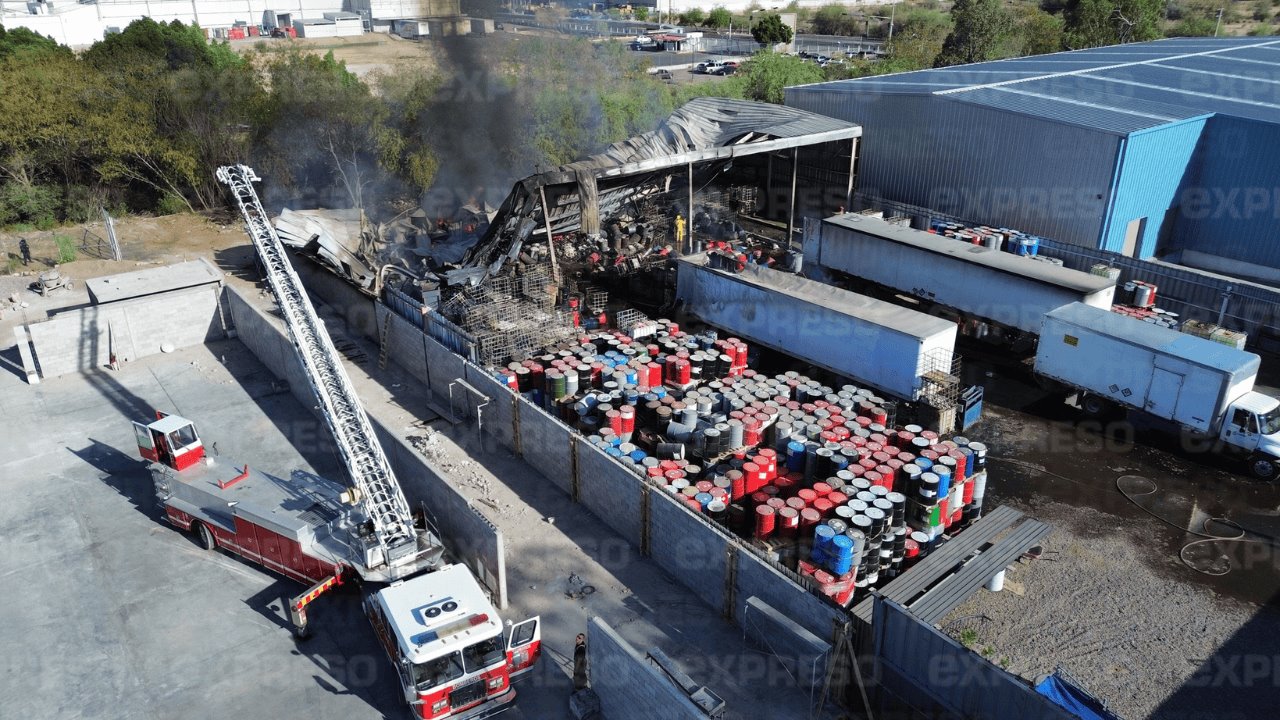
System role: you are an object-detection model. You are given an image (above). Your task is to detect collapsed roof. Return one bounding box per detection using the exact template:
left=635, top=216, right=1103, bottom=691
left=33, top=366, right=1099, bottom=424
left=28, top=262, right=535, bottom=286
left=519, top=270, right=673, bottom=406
left=454, top=98, right=861, bottom=285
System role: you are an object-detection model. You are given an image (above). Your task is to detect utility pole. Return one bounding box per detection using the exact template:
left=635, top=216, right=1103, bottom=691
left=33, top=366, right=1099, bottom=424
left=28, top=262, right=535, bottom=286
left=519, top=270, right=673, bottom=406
left=1214, top=8, right=1224, bottom=36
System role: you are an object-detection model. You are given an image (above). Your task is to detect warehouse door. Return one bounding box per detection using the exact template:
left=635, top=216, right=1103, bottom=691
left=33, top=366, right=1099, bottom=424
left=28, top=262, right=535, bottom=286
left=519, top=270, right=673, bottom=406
left=1146, top=367, right=1183, bottom=418
left=1122, top=217, right=1146, bottom=258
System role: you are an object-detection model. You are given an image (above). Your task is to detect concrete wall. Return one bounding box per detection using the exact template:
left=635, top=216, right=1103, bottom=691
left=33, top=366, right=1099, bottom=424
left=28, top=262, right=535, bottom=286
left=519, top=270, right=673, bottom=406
left=28, top=283, right=225, bottom=379
left=588, top=617, right=704, bottom=720
left=349, top=0, right=460, bottom=20
left=517, top=400, right=574, bottom=496
left=224, top=285, right=508, bottom=607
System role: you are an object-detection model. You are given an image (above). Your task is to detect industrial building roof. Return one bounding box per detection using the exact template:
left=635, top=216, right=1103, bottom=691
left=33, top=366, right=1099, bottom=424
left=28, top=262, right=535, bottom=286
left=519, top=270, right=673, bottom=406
left=793, top=38, right=1280, bottom=134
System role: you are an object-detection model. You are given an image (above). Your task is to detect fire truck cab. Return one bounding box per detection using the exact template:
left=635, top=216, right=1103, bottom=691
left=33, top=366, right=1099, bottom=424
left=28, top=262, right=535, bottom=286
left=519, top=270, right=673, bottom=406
left=366, top=564, right=541, bottom=719
left=133, top=413, right=205, bottom=471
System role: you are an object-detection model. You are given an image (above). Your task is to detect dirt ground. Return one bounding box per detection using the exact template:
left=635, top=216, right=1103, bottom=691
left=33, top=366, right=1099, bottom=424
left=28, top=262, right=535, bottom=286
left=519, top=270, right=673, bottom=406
left=0, top=214, right=243, bottom=340
left=231, top=33, right=443, bottom=79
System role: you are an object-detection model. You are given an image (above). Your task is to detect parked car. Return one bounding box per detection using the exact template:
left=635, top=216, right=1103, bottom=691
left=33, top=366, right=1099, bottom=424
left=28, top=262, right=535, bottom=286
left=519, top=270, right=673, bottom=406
left=712, top=62, right=737, bottom=75
left=657, top=69, right=674, bottom=81
left=701, top=60, right=728, bottom=74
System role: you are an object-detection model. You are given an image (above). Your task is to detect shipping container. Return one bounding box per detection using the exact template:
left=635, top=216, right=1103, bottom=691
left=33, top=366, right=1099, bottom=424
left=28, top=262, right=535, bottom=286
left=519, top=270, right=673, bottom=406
left=675, top=254, right=957, bottom=401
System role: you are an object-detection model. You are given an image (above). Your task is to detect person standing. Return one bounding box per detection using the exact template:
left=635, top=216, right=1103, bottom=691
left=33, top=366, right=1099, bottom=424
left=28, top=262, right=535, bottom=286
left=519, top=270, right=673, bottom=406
left=572, top=633, right=589, bottom=691
left=19, top=237, right=31, bottom=266
left=674, top=214, right=686, bottom=253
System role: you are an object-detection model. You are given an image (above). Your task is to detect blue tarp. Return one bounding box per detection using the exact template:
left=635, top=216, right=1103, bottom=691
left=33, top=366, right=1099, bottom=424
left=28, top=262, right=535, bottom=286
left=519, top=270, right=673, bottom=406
left=1035, top=671, right=1123, bottom=720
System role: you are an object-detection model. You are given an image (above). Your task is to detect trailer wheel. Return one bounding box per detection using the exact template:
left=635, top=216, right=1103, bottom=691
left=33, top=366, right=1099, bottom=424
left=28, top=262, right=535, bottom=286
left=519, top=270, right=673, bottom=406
left=1250, top=456, right=1278, bottom=481
left=1081, top=395, right=1109, bottom=417
left=194, top=521, right=217, bottom=551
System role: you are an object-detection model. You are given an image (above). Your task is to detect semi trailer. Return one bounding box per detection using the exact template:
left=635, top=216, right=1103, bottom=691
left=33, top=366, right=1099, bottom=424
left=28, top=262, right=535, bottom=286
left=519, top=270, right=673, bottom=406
left=1035, top=302, right=1280, bottom=479
left=812, top=214, right=1116, bottom=342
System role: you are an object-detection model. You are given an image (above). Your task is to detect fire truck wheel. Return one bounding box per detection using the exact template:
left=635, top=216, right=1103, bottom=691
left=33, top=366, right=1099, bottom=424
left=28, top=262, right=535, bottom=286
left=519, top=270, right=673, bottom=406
left=195, top=521, right=217, bottom=551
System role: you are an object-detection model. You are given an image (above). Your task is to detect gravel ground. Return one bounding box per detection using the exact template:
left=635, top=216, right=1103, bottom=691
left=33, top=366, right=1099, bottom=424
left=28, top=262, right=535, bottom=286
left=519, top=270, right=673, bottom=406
left=940, top=392, right=1280, bottom=720
left=942, top=495, right=1270, bottom=720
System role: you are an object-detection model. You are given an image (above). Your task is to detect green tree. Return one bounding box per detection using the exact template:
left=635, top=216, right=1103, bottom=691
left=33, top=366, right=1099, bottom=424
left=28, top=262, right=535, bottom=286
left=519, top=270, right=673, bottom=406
left=883, top=8, right=952, bottom=69
left=811, top=4, right=860, bottom=35
left=258, top=49, right=391, bottom=208
left=634, top=5, right=649, bottom=21
left=752, top=13, right=794, bottom=44
left=1016, top=8, right=1065, bottom=55
left=934, top=0, right=1014, bottom=66
left=735, top=51, right=822, bottom=103
left=0, top=25, right=69, bottom=59
left=681, top=8, right=706, bottom=25
left=706, top=7, right=733, bottom=29
left=1063, top=0, right=1164, bottom=48
left=1169, top=15, right=1218, bottom=35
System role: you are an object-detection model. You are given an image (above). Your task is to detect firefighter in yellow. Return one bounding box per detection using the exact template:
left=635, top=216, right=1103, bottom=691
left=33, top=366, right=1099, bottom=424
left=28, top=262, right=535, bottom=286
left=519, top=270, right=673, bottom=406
left=674, top=214, right=686, bottom=251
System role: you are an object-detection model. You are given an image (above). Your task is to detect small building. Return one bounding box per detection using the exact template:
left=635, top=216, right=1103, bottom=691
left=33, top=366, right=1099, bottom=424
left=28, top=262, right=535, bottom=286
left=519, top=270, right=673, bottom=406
left=293, top=14, right=364, bottom=38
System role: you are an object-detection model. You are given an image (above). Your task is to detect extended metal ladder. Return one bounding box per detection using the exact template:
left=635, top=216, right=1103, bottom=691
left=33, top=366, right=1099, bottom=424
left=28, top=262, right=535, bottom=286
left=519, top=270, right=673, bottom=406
left=216, top=165, right=417, bottom=566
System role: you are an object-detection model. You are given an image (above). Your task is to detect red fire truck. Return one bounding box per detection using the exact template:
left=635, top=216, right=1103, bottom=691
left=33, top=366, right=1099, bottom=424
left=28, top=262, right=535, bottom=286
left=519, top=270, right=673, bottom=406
left=130, top=164, right=541, bottom=719
left=135, top=413, right=541, bottom=719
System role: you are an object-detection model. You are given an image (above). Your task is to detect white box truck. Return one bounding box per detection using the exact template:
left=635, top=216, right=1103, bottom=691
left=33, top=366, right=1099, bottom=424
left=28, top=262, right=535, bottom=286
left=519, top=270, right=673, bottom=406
left=1035, top=303, right=1280, bottom=479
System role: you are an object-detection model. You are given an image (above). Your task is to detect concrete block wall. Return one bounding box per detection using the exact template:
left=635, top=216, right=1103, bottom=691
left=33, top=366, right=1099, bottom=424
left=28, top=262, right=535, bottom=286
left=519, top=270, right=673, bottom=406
left=466, top=367, right=519, bottom=453
left=577, top=441, right=644, bottom=548
left=649, top=491, right=729, bottom=613
left=736, top=550, right=846, bottom=642
left=375, top=304, right=431, bottom=386
left=29, top=284, right=225, bottom=378
left=225, top=286, right=508, bottom=607
left=588, top=617, right=704, bottom=720
left=289, top=253, right=379, bottom=340
left=518, top=402, right=574, bottom=496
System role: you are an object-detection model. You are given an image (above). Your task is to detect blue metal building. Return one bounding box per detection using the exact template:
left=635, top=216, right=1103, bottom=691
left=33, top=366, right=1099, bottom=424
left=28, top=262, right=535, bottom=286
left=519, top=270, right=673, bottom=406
left=785, top=38, right=1280, bottom=269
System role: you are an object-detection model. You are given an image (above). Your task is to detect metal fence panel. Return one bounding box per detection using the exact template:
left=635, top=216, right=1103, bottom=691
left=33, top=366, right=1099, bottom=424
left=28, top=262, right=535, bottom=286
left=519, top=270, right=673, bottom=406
left=872, top=597, right=1074, bottom=720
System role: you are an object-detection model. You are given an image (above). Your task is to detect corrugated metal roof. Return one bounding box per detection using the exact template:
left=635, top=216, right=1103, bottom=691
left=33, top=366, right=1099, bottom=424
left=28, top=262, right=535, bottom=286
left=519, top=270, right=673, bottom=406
left=792, top=38, right=1280, bottom=134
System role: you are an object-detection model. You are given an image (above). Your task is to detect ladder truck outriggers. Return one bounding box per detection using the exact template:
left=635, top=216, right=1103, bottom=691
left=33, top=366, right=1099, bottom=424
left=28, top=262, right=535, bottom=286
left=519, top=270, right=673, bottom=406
left=132, top=165, right=539, bottom=720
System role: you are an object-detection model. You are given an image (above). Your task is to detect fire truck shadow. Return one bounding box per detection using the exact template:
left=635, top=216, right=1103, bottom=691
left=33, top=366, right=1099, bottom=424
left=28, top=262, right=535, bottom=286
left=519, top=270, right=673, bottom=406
left=242, top=580, right=404, bottom=714
left=71, top=438, right=164, bottom=520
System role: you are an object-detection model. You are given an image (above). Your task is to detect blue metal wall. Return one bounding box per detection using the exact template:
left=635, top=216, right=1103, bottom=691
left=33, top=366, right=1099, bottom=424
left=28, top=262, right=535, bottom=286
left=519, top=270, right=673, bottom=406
left=785, top=87, right=1123, bottom=248
left=1172, top=114, right=1280, bottom=269
left=1101, top=115, right=1210, bottom=258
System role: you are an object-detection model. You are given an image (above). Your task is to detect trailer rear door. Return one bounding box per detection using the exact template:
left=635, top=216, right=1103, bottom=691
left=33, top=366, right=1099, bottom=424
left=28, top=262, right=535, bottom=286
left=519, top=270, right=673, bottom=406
left=1146, top=367, right=1184, bottom=418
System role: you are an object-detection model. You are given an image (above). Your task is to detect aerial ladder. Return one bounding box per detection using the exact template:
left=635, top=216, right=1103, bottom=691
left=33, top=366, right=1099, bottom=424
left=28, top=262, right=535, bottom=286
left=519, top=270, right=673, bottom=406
left=216, top=165, right=440, bottom=632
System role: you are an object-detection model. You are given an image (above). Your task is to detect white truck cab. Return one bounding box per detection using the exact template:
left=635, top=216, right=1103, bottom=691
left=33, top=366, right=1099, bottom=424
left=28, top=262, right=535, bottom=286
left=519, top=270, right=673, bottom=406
left=1221, top=391, right=1280, bottom=478
left=366, top=564, right=540, bottom=719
